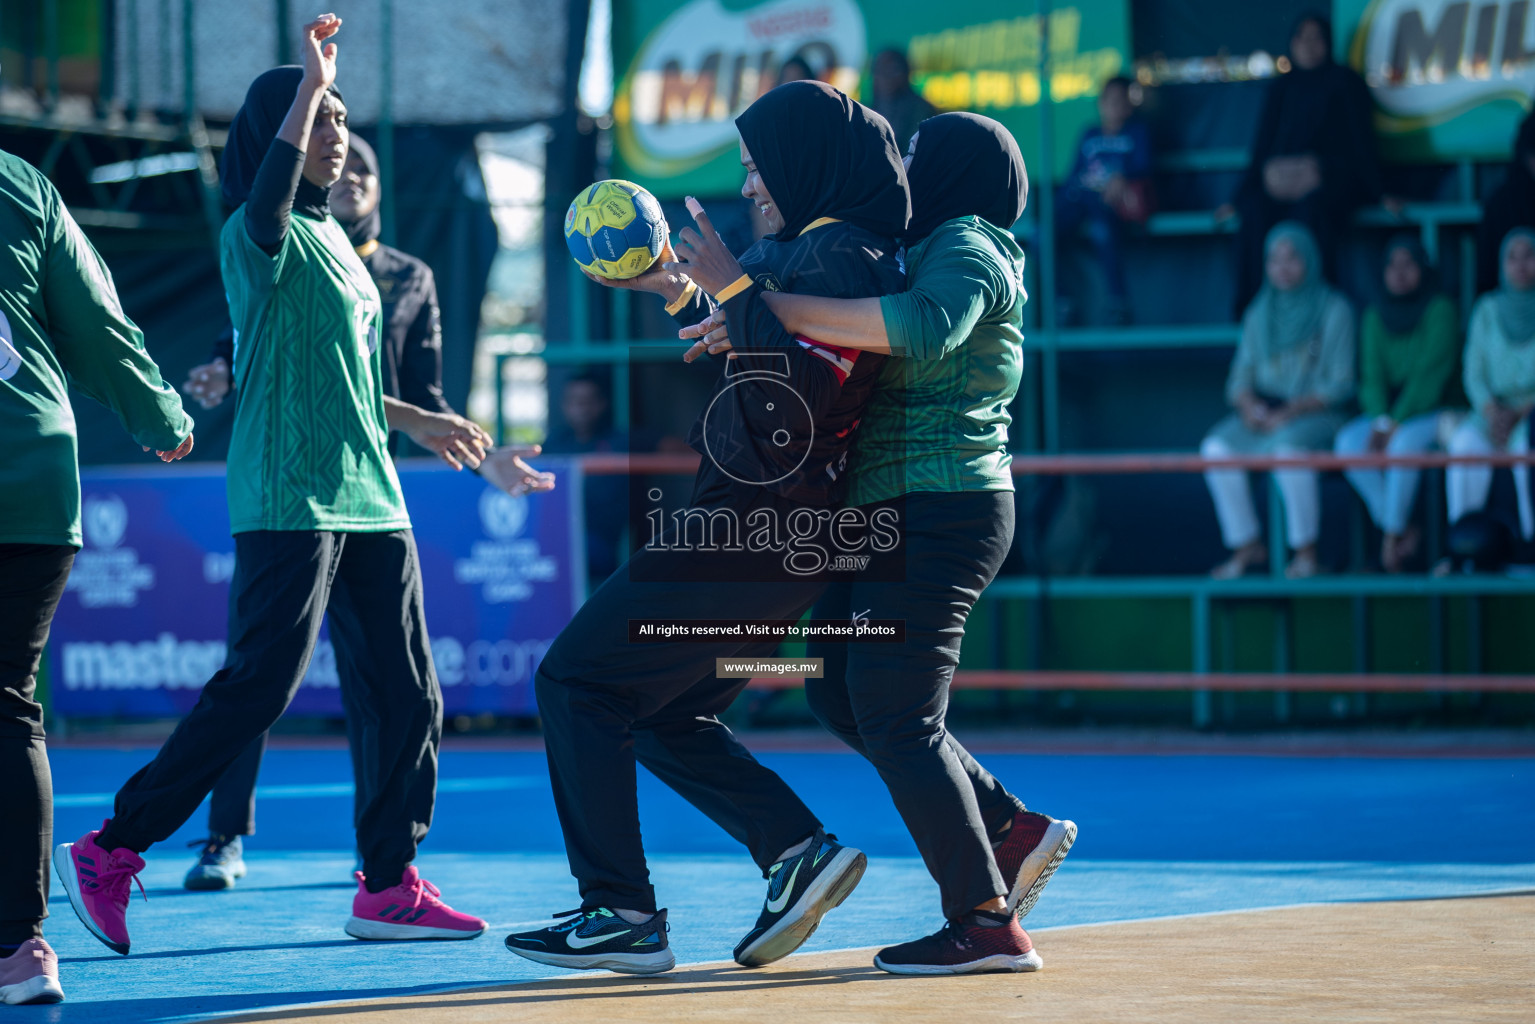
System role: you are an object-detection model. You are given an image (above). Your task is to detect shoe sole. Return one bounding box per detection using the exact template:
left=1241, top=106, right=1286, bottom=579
left=53, top=843, right=128, bottom=955
left=734, top=847, right=867, bottom=968
left=0, top=975, right=65, bottom=1005
left=1007, top=820, right=1077, bottom=921
left=504, top=944, right=676, bottom=976
left=873, top=950, right=1044, bottom=976
left=184, top=861, right=248, bottom=891
left=345, top=917, right=486, bottom=941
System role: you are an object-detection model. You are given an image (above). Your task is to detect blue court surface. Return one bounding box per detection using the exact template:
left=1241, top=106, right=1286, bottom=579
left=22, top=744, right=1535, bottom=1023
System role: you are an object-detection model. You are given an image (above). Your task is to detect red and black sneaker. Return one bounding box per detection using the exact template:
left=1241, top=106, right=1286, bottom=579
left=994, top=810, right=1077, bottom=920
left=873, top=912, right=1042, bottom=975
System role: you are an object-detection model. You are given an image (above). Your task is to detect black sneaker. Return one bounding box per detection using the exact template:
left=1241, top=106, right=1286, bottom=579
left=505, top=907, right=674, bottom=975
left=183, top=835, right=246, bottom=891
left=873, top=913, right=1043, bottom=975
left=733, top=829, right=867, bottom=967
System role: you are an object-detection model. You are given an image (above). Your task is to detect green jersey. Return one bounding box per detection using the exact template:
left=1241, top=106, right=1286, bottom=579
left=1358, top=294, right=1460, bottom=422
left=849, top=216, right=1026, bottom=506
left=221, top=206, right=409, bottom=533
left=0, top=150, right=192, bottom=547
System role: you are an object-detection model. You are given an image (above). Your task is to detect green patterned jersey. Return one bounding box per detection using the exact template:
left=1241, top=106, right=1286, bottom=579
left=849, top=216, right=1026, bottom=506
left=221, top=207, right=409, bottom=533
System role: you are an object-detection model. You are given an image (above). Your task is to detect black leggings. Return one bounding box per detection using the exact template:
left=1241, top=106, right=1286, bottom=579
left=0, top=543, right=75, bottom=945
left=808, top=491, right=1026, bottom=921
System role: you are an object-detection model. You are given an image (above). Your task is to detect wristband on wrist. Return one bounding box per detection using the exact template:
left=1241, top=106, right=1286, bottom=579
left=714, top=274, right=753, bottom=303
left=663, top=279, right=699, bottom=316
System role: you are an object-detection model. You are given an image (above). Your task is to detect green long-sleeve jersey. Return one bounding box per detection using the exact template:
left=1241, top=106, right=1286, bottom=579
left=1358, top=295, right=1460, bottom=422
left=849, top=216, right=1026, bottom=506
left=0, top=149, right=193, bottom=547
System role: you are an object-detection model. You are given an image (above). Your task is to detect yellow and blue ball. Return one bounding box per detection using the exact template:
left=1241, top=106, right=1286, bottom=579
left=564, top=179, right=667, bottom=280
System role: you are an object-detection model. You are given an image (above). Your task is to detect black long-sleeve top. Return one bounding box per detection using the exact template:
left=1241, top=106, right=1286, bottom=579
left=244, top=139, right=309, bottom=255
left=669, top=220, right=904, bottom=508
left=1233, top=63, right=1382, bottom=214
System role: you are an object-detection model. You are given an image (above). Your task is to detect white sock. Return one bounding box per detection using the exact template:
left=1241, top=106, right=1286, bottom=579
left=774, top=837, right=814, bottom=864
left=613, top=908, right=655, bottom=924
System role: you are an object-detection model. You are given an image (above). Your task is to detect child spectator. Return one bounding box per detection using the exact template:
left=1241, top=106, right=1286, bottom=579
left=1334, top=236, right=1460, bottom=572
left=1055, top=75, right=1151, bottom=325
left=542, top=372, right=651, bottom=584
left=869, top=47, right=937, bottom=153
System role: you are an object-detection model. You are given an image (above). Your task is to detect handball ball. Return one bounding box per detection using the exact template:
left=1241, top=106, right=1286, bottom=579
left=565, top=179, right=667, bottom=280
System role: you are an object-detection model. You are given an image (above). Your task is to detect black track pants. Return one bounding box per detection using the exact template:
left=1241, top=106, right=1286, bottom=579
left=807, top=491, right=1024, bottom=921
left=535, top=502, right=828, bottom=914
left=103, top=530, right=440, bottom=889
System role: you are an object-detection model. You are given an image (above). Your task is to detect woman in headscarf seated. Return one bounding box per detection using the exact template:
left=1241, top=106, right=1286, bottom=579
left=1476, top=113, right=1535, bottom=297
left=1445, top=228, right=1535, bottom=548
left=1220, top=11, right=1381, bottom=317
left=1333, top=236, right=1460, bottom=572
left=1201, top=222, right=1355, bottom=579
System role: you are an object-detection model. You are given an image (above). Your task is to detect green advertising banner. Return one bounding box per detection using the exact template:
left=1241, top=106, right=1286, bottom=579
left=612, top=0, right=1130, bottom=198
left=1338, top=0, right=1535, bottom=161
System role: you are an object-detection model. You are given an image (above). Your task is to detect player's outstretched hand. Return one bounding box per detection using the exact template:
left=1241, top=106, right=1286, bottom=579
left=480, top=445, right=557, bottom=497
left=301, top=14, right=342, bottom=90
left=680, top=308, right=733, bottom=363
left=182, top=357, right=231, bottom=409
left=143, top=434, right=195, bottom=463
left=406, top=410, right=491, bottom=471
left=581, top=238, right=693, bottom=303
left=667, top=197, right=744, bottom=297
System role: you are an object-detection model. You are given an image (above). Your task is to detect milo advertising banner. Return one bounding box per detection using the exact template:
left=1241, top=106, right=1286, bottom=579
left=1340, top=0, right=1535, bottom=160
left=612, top=0, right=1130, bottom=197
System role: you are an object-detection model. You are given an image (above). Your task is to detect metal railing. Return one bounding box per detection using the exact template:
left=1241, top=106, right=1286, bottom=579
left=561, top=447, right=1535, bottom=726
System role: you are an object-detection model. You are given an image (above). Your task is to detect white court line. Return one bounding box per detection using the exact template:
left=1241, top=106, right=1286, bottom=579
left=52, top=775, right=542, bottom=808
left=183, top=883, right=1535, bottom=1024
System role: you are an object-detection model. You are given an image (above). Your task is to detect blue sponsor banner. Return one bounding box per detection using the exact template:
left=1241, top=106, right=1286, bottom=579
left=48, top=459, right=585, bottom=718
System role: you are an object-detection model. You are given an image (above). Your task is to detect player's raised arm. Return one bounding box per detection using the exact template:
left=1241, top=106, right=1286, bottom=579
left=243, top=13, right=343, bottom=255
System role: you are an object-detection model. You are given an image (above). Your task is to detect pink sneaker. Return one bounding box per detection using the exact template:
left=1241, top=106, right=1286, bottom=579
left=345, top=866, right=486, bottom=941
left=54, top=824, right=145, bottom=955
left=0, top=938, right=64, bottom=1005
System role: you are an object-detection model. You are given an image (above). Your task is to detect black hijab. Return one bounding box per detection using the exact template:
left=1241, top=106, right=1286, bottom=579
left=734, top=80, right=909, bottom=242
left=220, top=66, right=343, bottom=220
left=1376, top=233, right=1437, bottom=335
left=904, top=112, right=1028, bottom=245
left=340, top=133, right=382, bottom=248
left=1264, top=13, right=1346, bottom=154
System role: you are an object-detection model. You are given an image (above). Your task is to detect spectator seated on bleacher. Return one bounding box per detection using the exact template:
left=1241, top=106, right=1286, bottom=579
left=1334, top=236, right=1461, bottom=573
left=1220, top=12, right=1380, bottom=318
left=1054, top=75, right=1152, bottom=326
left=1446, top=228, right=1535, bottom=548
left=1201, top=222, right=1355, bottom=580
left=869, top=47, right=936, bottom=155
left=1476, top=113, right=1535, bottom=298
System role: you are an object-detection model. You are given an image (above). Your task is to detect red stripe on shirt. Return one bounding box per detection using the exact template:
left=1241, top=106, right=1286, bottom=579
left=795, top=335, right=858, bottom=384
